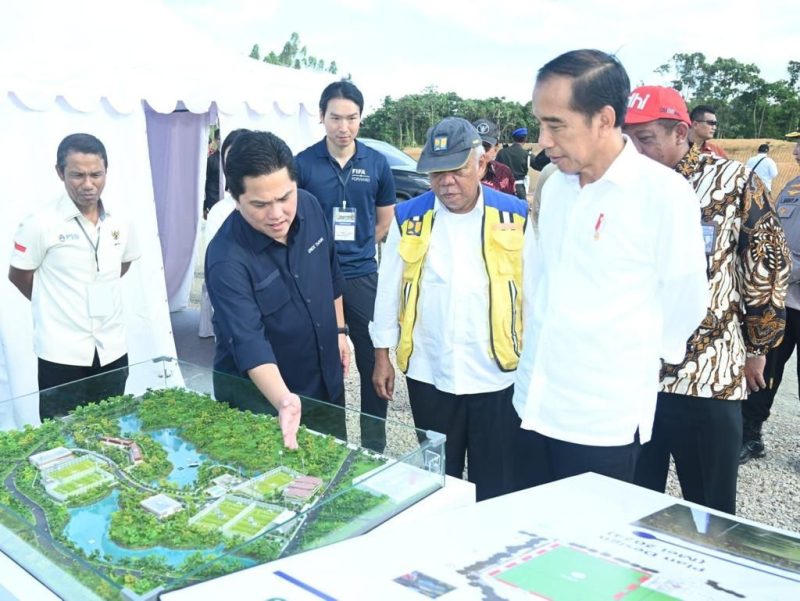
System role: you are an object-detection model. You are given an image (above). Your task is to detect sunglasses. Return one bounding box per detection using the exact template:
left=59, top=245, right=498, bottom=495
left=698, top=119, right=718, bottom=126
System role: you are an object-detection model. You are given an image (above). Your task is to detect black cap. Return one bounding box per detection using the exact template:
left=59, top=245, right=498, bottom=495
left=417, top=117, right=482, bottom=174
left=473, top=119, right=499, bottom=146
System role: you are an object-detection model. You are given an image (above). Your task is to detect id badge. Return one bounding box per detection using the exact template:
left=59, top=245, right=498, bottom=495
left=701, top=221, right=717, bottom=256
left=88, top=281, right=115, bottom=317
left=333, top=207, right=357, bottom=242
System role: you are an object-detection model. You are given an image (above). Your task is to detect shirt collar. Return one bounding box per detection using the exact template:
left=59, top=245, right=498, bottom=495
left=314, top=137, right=366, bottom=161
left=57, top=194, right=107, bottom=222
left=674, top=144, right=703, bottom=179
left=433, top=185, right=485, bottom=216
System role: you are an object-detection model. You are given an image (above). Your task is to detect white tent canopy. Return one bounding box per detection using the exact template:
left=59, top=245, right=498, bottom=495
left=0, top=0, right=331, bottom=429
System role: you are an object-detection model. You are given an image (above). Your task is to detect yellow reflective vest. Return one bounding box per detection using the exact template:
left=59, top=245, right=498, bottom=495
left=394, top=187, right=528, bottom=373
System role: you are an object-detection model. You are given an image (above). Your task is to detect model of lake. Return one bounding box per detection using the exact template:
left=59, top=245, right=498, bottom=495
left=64, top=489, right=224, bottom=568
left=118, top=414, right=210, bottom=487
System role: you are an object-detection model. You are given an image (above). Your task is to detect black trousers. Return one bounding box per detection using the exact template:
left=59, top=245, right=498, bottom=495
left=514, top=426, right=640, bottom=491
left=514, top=182, right=527, bottom=200
left=343, top=272, right=387, bottom=453
left=212, top=370, right=347, bottom=441
left=38, top=351, right=128, bottom=420
left=635, top=392, right=741, bottom=515
left=742, top=307, right=800, bottom=427
left=406, top=378, right=518, bottom=502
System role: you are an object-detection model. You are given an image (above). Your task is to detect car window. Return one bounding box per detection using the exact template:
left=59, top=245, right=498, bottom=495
left=360, top=138, right=418, bottom=170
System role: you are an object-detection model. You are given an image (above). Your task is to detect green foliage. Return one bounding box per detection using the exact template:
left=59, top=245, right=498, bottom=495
left=657, top=54, right=800, bottom=138
left=361, top=86, right=538, bottom=148
left=249, top=33, right=339, bottom=74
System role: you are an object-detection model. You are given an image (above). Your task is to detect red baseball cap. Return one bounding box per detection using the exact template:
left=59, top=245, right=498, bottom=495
left=625, top=86, right=690, bottom=125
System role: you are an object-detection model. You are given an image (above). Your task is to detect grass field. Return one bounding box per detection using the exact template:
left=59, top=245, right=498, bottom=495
left=194, top=498, right=249, bottom=531
left=227, top=506, right=279, bottom=538
left=48, top=457, right=96, bottom=480
left=52, top=471, right=108, bottom=496
left=253, top=472, right=293, bottom=496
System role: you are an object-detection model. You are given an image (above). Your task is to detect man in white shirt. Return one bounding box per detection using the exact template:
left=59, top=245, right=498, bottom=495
left=371, top=117, right=530, bottom=501
left=513, top=50, right=709, bottom=487
left=8, top=133, right=140, bottom=419
left=745, top=143, right=779, bottom=192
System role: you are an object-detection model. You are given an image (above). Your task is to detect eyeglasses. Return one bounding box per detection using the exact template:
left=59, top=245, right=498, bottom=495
left=697, top=119, right=718, bottom=126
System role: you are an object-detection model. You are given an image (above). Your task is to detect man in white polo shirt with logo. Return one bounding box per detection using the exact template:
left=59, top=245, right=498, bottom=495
left=8, top=133, right=140, bottom=419
left=513, top=50, right=709, bottom=488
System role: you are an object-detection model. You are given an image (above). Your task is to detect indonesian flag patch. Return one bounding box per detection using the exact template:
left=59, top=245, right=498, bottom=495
left=14, top=241, right=26, bottom=253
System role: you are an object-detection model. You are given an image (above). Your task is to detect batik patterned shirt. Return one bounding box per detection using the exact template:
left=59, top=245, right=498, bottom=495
left=661, top=145, right=790, bottom=400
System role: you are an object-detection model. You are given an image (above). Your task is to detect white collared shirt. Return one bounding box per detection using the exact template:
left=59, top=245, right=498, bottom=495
left=370, top=190, right=517, bottom=395
left=10, top=195, right=141, bottom=366
left=513, top=138, right=709, bottom=446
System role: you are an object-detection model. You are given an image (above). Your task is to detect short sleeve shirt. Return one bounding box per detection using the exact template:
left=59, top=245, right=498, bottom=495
left=205, top=189, right=345, bottom=402
left=10, top=195, right=140, bottom=366
left=295, top=138, right=395, bottom=279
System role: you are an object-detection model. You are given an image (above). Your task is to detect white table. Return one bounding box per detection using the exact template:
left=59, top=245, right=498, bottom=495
left=164, top=473, right=800, bottom=600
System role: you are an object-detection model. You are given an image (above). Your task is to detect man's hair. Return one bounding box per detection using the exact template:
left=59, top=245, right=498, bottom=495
left=537, top=49, right=630, bottom=127
left=690, top=105, right=716, bottom=122
left=221, top=129, right=251, bottom=192
left=758, top=143, right=770, bottom=153
left=56, top=133, right=108, bottom=172
left=319, top=80, right=364, bottom=115
left=513, top=133, right=527, bottom=143
left=224, top=131, right=296, bottom=200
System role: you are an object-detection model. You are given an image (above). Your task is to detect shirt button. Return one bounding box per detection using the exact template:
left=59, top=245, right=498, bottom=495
left=294, top=273, right=299, bottom=279
left=306, top=298, right=311, bottom=303
left=315, top=322, right=320, bottom=328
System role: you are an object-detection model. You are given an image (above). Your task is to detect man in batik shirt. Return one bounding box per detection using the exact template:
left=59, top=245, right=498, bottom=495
left=624, top=86, right=789, bottom=515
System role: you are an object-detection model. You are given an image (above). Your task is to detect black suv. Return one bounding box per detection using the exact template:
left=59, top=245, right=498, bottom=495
left=360, top=138, right=430, bottom=202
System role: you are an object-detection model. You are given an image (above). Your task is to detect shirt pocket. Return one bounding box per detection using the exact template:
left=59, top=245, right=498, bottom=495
left=253, top=270, right=290, bottom=317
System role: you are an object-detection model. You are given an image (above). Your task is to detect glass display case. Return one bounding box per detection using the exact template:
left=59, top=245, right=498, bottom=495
left=0, top=358, right=446, bottom=600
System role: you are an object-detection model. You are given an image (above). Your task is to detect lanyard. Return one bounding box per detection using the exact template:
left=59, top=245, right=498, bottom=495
left=74, top=217, right=101, bottom=272
left=329, top=159, right=353, bottom=209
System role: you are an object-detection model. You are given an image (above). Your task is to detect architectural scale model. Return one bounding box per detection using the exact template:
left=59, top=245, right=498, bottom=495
left=0, top=388, right=441, bottom=600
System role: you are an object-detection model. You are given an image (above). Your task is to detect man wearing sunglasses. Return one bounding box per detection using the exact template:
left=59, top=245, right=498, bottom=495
left=688, top=105, right=729, bottom=158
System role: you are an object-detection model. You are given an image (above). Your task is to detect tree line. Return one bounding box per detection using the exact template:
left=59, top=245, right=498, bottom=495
left=250, top=35, right=800, bottom=145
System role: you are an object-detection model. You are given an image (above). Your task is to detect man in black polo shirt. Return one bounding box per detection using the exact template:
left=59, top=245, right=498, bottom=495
left=205, top=131, right=350, bottom=449
left=295, top=81, right=395, bottom=452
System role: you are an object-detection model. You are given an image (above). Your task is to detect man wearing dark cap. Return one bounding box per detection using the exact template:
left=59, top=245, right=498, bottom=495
left=741, top=130, right=800, bottom=463
left=371, top=117, right=530, bottom=501
left=623, top=86, right=789, bottom=514
left=473, top=119, right=515, bottom=195
left=496, top=127, right=534, bottom=200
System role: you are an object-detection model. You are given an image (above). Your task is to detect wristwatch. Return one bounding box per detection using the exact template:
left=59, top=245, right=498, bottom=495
left=337, top=325, right=350, bottom=336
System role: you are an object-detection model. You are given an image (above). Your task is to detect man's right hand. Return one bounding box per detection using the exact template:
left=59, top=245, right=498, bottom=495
left=372, top=349, right=395, bottom=401
left=278, top=393, right=302, bottom=450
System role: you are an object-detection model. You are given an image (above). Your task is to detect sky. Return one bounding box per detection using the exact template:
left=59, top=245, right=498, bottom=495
left=164, top=0, right=796, bottom=115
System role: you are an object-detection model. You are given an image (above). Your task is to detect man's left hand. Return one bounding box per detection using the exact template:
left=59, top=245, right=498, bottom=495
left=338, top=334, right=351, bottom=377
left=744, top=354, right=767, bottom=393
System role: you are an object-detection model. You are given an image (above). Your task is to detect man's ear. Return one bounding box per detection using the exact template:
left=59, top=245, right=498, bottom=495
left=674, top=122, right=690, bottom=145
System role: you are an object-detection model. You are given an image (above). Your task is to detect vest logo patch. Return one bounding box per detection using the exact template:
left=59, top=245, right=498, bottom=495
left=405, top=217, right=423, bottom=236
left=307, top=237, right=324, bottom=254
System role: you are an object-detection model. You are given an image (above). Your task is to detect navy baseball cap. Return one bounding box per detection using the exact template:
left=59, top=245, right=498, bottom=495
left=417, top=117, right=482, bottom=174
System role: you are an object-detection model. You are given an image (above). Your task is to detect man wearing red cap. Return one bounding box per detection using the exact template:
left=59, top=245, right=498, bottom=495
left=624, top=85, right=790, bottom=514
